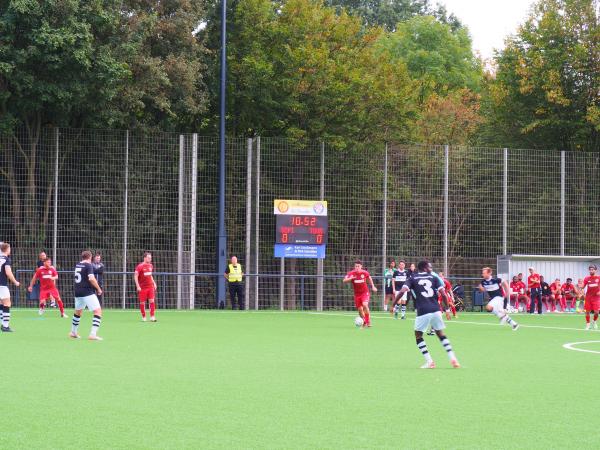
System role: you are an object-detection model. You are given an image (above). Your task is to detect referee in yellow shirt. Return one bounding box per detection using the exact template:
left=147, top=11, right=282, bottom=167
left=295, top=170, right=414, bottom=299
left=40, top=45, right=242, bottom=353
left=224, top=255, right=245, bottom=310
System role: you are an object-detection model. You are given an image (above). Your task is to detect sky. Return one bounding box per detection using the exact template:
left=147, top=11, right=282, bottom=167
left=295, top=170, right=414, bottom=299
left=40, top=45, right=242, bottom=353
left=438, top=0, right=538, bottom=60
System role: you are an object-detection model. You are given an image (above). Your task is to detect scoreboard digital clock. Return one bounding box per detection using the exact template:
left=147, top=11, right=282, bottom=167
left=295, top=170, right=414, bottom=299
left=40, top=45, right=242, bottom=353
left=275, top=215, right=328, bottom=245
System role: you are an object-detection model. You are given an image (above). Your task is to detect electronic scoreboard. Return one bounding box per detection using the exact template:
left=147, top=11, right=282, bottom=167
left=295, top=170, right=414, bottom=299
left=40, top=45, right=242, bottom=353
left=275, top=215, right=328, bottom=245
left=273, top=200, right=328, bottom=259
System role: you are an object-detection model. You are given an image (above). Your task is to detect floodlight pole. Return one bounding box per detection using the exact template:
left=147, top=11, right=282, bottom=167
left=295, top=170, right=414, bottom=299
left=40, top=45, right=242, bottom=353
left=216, top=0, right=228, bottom=307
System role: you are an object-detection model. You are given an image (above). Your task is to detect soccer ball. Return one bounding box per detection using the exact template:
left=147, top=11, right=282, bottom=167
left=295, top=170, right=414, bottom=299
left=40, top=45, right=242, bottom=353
left=354, top=316, right=364, bottom=327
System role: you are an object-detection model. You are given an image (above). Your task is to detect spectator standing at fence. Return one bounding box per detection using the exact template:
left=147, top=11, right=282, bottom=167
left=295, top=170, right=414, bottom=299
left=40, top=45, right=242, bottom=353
left=527, top=267, right=543, bottom=314
left=92, top=252, right=105, bottom=304
left=225, top=255, right=245, bottom=310
left=540, top=276, right=552, bottom=312
left=0, top=242, right=20, bottom=332
left=134, top=252, right=157, bottom=322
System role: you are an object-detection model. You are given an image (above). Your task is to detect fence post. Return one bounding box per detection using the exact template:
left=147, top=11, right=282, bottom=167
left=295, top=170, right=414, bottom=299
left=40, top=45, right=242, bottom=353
left=561, top=150, right=565, bottom=255
left=254, top=136, right=261, bottom=310
left=382, top=143, right=388, bottom=309
left=189, top=134, right=198, bottom=309
left=245, top=138, right=253, bottom=310
left=122, top=130, right=129, bottom=310
left=443, top=145, right=449, bottom=276
left=503, top=148, right=508, bottom=255
left=177, top=135, right=184, bottom=310
left=52, top=128, right=59, bottom=263
left=316, top=141, right=325, bottom=311
left=279, top=258, right=285, bottom=311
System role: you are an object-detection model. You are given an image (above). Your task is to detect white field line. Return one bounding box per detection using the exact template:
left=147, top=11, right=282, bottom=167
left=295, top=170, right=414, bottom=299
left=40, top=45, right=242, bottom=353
left=563, top=341, right=600, bottom=354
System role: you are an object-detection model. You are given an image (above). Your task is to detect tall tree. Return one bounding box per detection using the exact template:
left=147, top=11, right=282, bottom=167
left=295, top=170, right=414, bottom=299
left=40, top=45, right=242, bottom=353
left=479, top=0, right=599, bottom=151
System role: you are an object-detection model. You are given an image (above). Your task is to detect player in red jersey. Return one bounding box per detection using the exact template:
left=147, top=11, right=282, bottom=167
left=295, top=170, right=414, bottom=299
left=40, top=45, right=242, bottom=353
left=583, top=265, right=600, bottom=330
left=27, top=257, right=67, bottom=318
left=439, top=272, right=457, bottom=318
left=509, top=276, right=529, bottom=312
left=343, top=260, right=377, bottom=328
left=561, top=278, right=576, bottom=313
left=134, top=251, right=158, bottom=322
left=549, top=278, right=562, bottom=313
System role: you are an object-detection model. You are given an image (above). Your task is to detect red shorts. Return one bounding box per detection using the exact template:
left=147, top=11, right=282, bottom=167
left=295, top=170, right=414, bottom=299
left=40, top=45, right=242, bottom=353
left=40, top=288, right=60, bottom=301
left=139, top=288, right=155, bottom=302
left=354, top=293, right=369, bottom=309
left=584, top=298, right=600, bottom=312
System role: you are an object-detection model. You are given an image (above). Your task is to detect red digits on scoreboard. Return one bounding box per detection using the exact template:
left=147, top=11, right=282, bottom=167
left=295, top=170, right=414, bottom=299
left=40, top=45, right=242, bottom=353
left=316, top=234, right=323, bottom=244
left=282, top=233, right=288, bottom=243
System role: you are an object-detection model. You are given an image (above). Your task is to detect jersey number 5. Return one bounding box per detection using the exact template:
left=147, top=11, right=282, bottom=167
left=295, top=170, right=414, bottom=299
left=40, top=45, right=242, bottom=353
left=74, top=268, right=82, bottom=284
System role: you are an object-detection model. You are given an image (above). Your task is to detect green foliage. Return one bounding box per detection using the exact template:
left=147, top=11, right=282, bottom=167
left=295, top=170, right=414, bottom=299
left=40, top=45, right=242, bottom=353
left=479, top=0, right=599, bottom=151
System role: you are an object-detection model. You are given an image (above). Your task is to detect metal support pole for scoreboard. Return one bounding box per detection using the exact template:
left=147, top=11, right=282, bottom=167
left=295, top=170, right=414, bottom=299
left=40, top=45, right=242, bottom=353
left=503, top=148, right=508, bottom=255
left=52, top=128, right=59, bottom=263
left=443, top=145, right=449, bottom=276
left=316, top=141, right=325, bottom=311
left=245, top=138, right=253, bottom=310
left=382, top=143, right=388, bottom=308
left=122, top=130, right=129, bottom=310
left=177, top=135, right=184, bottom=310
left=189, top=133, right=198, bottom=309
left=280, top=257, right=285, bottom=311
left=560, top=150, right=565, bottom=256
left=255, top=137, right=261, bottom=310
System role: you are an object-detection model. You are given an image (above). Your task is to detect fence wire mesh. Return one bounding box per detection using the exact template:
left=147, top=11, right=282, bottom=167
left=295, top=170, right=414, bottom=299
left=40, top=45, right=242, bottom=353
left=1, top=127, right=599, bottom=310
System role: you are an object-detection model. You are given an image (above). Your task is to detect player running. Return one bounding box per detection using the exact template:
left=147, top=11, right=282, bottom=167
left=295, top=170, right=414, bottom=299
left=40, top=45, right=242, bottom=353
left=135, top=251, right=158, bottom=322
left=582, top=265, right=600, bottom=330
left=396, top=261, right=460, bottom=369
left=343, top=260, right=377, bottom=328
left=0, top=242, right=20, bottom=332
left=479, top=267, right=519, bottom=330
left=383, top=260, right=396, bottom=312
left=69, top=250, right=103, bottom=340
left=392, top=260, right=410, bottom=319
left=27, top=257, right=68, bottom=318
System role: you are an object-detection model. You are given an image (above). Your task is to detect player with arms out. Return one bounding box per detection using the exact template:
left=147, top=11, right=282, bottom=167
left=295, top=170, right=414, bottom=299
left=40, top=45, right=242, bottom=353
left=396, top=261, right=460, bottom=369
left=479, top=267, right=519, bottom=330
left=582, top=265, right=600, bottom=330
left=27, top=257, right=68, bottom=318
left=135, top=251, right=157, bottom=322
left=0, top=242, right=20, bottom=332
left=343, top=260, right=377, bottom=328
left=69, top=250, right=103, bottom=340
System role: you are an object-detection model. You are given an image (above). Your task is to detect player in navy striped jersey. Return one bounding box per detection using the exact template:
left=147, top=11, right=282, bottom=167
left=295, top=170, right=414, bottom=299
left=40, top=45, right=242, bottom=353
left=397, top=261, right=460, bottom=369
left=69, top=250, right=104, bottom=340
left=392, top=260, right=411, bottom=319
left=478, top=267, right=519, bottom=330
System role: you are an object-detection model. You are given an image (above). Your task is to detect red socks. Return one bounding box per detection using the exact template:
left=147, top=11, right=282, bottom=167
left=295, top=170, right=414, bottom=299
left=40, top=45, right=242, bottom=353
left=140, top=302, right=146, bottom=318
left=586, top=313, right=590, bottom=323
left=149, top=301, right=156, bottom=317
left=450, top=304, right=457, bottom=317
left=594, top=313, right=599, bottom=322
left=39, top=302, right=45, bottom=311
left=57, top=299, right=64, bottom=315
left=364, top=312, right=370, bottom=325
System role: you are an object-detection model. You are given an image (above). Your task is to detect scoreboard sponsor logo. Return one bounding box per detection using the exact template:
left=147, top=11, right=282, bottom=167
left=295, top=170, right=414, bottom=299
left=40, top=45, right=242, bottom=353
left=274, top=199, right=328, bottom=216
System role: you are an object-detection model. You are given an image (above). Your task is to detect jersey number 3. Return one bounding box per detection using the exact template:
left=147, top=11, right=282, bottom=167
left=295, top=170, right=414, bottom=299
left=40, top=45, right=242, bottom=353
left=418, top=279, right=434, bottom=298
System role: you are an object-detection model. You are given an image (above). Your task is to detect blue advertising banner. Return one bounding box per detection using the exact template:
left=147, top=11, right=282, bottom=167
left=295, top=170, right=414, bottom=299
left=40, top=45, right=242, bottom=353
left=274, top=244, right=326, bottom=259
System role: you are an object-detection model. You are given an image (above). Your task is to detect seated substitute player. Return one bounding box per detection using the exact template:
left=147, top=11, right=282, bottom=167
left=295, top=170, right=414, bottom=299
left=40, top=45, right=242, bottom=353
left=510, top=276, right=529, bottom=312
left=396, top=260, right=460, bottom=369
left=27, top=257, right=68, bottom=318
left=343, top=260, right=377, bottom=328
left=582, top=265, right=600, bottom=330
left=392, top=260, right=410, bottom=319
left=69, top=250, right=103, bottom=340
left=540, top=276, right=552, bottom=313
left=550, top=278, right=562, bottom=313
left=479, top=267, right=519, bottom=330
left=561, top=278, right=576, bottom=313
left=383, top=259, right=396, bottom=313
left=575, top=279, right=585, bottom=313
left=135, top=251, right=158, bottom=322
left=0, top=242, right=20, bottom=332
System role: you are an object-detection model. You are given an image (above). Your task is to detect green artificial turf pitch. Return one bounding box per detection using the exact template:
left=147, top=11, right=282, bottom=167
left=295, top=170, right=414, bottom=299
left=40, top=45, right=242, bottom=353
left=2, top=309, right=599, bottom=449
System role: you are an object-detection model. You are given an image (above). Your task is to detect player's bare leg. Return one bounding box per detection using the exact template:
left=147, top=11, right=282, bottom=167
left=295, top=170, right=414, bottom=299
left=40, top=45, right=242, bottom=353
left=434, top=329, right=460, bottom=368
left=415, top=331, right=435, bottom=368
left=486, top=304, right=519, bottom=330
left=69, top=308, right=83, bottom=338
left=362, top=302, right=371, bottom=327
left=88, top=307, right=103, bottom=340
left=149, top=298, right=157, bottom=322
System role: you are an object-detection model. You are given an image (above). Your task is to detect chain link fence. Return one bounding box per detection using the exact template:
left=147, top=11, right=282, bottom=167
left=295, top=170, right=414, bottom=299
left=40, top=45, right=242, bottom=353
left=1, top=128, right=599, bottom=310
